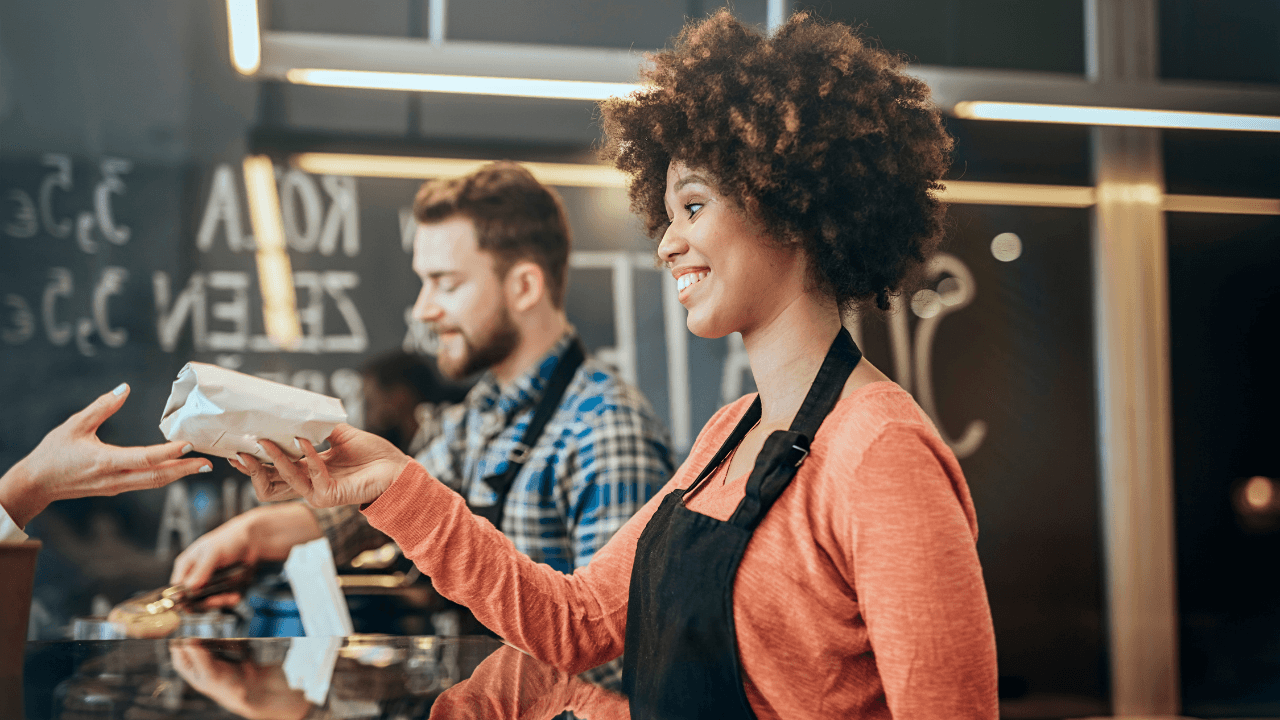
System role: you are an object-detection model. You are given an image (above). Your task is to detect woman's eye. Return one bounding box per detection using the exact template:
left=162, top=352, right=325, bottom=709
left=684, top=203, right=703, bottom=219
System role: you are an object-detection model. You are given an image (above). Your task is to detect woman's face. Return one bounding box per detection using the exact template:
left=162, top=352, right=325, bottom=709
left=658, top=161, right=808, bottom=339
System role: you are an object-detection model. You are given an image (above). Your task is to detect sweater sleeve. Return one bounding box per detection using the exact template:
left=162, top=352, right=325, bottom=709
left=843, top=422, right=999, bottom=719
left=362, top=460, right=677, bottom=674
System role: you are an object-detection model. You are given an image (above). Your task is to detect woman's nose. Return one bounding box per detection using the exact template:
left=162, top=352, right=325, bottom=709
left=657, top=222, right=686, bottom=267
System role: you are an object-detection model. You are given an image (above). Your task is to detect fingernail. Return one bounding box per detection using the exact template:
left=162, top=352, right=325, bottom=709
left=199, top=465, right=212, bottom=473
left=255, top=442, right=264, bottom=454
left=294, top=438, right=302, bottom=451
left=112, top=383, right=128, bottom=396
left=181, top=444, right=193, bottom=455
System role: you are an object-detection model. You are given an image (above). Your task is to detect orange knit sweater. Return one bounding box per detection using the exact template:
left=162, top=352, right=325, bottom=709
left=364, top=381, right=999, bottom=719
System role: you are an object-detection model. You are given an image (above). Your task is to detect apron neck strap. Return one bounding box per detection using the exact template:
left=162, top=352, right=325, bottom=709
left=787, top=327, right=862, bottom=439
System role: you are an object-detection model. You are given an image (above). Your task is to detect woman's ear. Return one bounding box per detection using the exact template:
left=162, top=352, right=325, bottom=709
left=504, top=260, right=547, bottom=314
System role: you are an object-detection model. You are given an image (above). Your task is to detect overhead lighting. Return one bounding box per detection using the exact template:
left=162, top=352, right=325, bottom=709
left=936, top=180, right=1095, bottom=208
left=242, top=156, right=301, bottom=349
left=292, top=153, right=628, bottom=188
left=285, top=68, right=645, bottom=101
left=225, top=0, right=261, bottom=75
left=954, top=101, right=1280, bottom=133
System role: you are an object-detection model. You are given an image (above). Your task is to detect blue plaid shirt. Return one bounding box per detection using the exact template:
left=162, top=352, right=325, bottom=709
left=315, top=331, right=673, bottom=573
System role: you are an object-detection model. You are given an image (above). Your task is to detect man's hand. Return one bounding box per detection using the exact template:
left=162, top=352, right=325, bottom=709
left=170, top=641, right=311, bottom=720
left=231, top=424, right=411, bottom=508
left=170, top=503, right=324, bottom=606
left=0, top=384, right=212, bottom=529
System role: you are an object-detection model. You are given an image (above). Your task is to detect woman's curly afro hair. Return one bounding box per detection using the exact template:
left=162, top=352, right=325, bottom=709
left=599, top=10, right=954, bottom=312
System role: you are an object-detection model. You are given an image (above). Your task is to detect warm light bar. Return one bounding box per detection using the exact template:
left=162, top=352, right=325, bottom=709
left=286, top=68, right=644, bottom=101
left=292, top=153, right=628, bottom=188
left=225, top=0, right=261, bottom=75
left=954, top=101, right=1280, bottom=132
left=936, top=181, right=1095, bottom=208
left=242, top=156, right=301, bottom=349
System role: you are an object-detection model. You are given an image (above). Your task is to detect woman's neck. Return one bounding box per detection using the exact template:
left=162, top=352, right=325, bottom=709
left=740, top=292, right=844, bottom=428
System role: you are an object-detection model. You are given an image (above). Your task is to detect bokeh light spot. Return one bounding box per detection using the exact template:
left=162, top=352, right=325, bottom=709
left=991, top=232, right=1023, bottom=262
left=1244, top=476, right=1273, bottom=511
left=911, top=289, right=942, bottom=318
left=937, top=277, right=963, bottom=306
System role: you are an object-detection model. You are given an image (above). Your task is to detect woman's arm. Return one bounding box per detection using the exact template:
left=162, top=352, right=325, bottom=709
left=844, top=422, right=999, bottom=719
left=364, top=460, right=670, bottom=673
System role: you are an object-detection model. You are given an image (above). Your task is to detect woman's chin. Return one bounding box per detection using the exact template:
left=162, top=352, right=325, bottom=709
left=684, top=314, right=735, bottom=340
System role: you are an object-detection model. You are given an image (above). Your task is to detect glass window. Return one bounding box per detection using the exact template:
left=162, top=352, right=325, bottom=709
left=1160, top=0, right=1280, bottom=85
left=811, top=0, right=1086, bottom=74
left=1168, top=212, right=1280, bottom=715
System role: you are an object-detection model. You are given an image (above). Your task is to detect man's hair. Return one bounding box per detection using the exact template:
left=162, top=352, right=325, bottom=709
left=413, top=161, right=572, bottom=308
left=599, top=10, right=954, bottom=313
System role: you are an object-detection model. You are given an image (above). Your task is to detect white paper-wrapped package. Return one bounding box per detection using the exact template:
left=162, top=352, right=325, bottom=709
left=159, top=362, right=347, bottom=463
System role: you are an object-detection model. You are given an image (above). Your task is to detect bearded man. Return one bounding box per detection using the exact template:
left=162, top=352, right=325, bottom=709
left=172, top=163, right=673, bottom=653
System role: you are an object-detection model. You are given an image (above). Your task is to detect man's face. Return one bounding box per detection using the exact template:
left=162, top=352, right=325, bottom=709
left=411, top=216, right=519, bottom=380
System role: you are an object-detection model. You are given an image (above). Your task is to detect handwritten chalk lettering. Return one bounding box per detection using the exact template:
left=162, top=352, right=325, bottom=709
left=4, top=189, right=38, bottom=238
left=156, top=480, right=196, bottom=557
left=318, top=175, right=359, bottom=257
left=2, top=294, right=35, bottom=345
left=75, top=317, right=95, bottom=357
left=330, top=368, right=364, bottom=430
left=43, top=268, right=73, bottom=346
left=282, top=169, right=323, bottom=253
left=292, top=369, right=326, bottom=394
left=154, top=271, right=208, bottom=352
left=39, top=154, right=73, bottom=239
left=92, top=267, right=128, bottom=348
left=399, top=207, right=416, bottom=253
left=322, top=271, right=367, bottom=353
left=292, top=271, right=325, bottom=353
left=154, top=270, right=368, bottom=355
left=76, top=211, right=96, bottom=254
left=95, top=158, right=132, bottom=245
left=912, top=252, right=986, bottom=459
left=206, top=271, right=251, bottom=351
left=196, top=164, right=252, bottom=253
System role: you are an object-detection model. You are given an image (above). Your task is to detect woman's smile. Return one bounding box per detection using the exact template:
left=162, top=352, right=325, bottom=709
left=674, top=267, right=711, bottom=302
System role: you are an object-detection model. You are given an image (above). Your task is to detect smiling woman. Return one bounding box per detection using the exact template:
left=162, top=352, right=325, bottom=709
left=232, top=10, right=998, bottom=720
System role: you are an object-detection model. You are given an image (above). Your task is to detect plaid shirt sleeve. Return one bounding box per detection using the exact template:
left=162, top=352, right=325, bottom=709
left=564, top=383, right=674, bottom=569
left=310, top=503, right=392, bottom=566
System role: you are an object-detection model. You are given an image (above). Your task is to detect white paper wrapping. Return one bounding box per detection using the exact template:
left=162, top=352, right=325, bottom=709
left=159, top=362, right=347, bottom=463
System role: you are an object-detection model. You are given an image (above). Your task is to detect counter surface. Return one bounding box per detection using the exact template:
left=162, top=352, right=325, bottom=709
left=21, top=635, right=629, bottom=719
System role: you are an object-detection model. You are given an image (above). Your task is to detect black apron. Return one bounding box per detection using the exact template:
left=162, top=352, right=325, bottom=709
left=622, top=328, right=862, bottom=720
left=466, top=338, right=586, bottom=529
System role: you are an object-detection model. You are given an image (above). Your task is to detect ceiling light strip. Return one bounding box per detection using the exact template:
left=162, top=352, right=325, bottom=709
left=937, top=181, right=1096, bottom=208
left=291, top=153, right=627, bottom=188
left=290, top=154, right=1280, bottom=214
left=285, top=68, right=644, bottom=101
left=1163, top=194, right=1280, bottom=215
left=955, top=101, right=1280, bottom=133
left=225, top=0, right=261, bottom=75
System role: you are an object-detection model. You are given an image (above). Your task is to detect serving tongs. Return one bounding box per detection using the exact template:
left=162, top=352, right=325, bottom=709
left=124, top=562, right=255, bottom=616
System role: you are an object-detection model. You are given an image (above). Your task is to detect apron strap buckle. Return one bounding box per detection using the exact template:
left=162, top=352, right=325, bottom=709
left=791, top=444, right=810, bottom=468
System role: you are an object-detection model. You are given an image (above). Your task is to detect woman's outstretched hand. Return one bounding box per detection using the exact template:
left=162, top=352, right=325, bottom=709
left=230, top=423, right=411, bottom=508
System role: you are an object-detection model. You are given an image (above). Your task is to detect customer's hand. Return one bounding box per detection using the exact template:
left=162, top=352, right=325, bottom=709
left=232, top=424, right=411, bottom=508
left=171, top=641, right=311, bottom=720
left=0, top=384, right=212, bottom=529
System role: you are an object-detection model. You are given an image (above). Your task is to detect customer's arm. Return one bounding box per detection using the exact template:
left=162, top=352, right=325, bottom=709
left=0, top=383, right=212, bottom=537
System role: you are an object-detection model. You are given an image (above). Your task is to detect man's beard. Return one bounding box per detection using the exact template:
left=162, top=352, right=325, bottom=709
left=435, top=308, right=520, bottom=380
